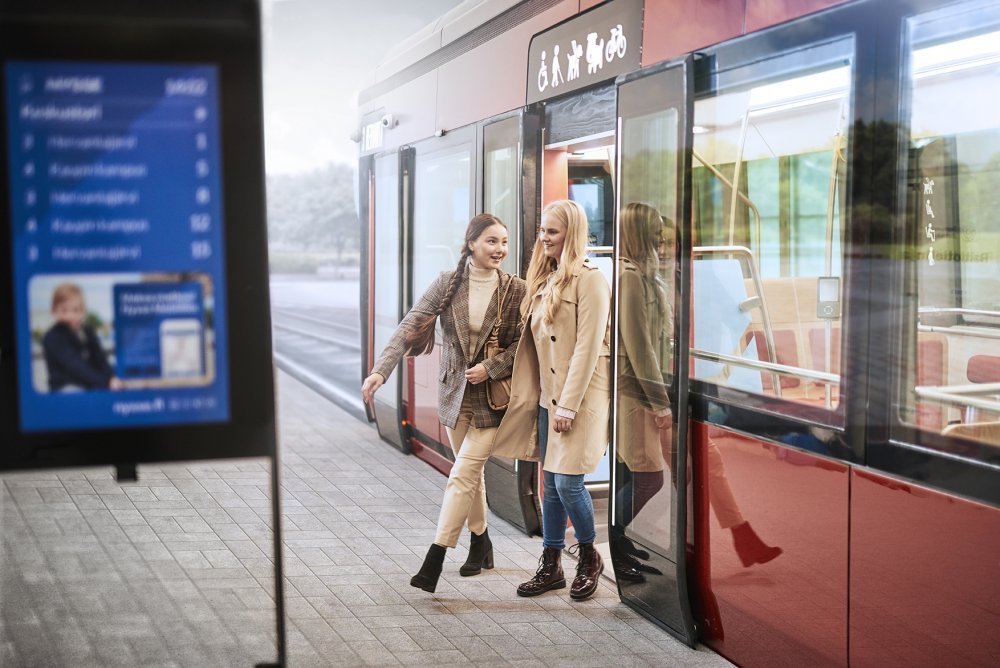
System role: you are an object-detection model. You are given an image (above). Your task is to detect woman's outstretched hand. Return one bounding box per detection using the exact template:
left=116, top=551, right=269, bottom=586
left=361, top=372, right=385, bottom=404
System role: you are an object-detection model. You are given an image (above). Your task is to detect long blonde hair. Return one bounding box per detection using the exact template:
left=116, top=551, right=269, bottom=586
left=522, top=199, right=589, bottom=326
left=619, top=202, right=662, bottom=277
left=620, top=202, right=672, bottom=321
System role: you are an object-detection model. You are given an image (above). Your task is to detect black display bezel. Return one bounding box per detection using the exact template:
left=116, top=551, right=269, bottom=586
left=0, top=1, right=276, bottom=471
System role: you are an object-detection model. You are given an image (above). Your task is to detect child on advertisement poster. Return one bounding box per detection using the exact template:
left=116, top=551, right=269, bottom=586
left=42, top=282, right=123, bottom=392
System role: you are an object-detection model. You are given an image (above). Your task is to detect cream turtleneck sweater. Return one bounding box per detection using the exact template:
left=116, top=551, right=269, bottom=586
left=467, top=261, right=498, bottom=357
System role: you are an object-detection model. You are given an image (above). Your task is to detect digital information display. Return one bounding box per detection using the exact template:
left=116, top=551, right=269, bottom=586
left=6, top=62, right=230, bottom=432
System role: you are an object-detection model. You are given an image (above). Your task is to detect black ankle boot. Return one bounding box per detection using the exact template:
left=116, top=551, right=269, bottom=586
left=410, top=543, right=446, bottom=593
left=610, top=535, right=660, bottom=582
left=459, top=529, right=494, bottom=577
left=731, top=521, right=782, bottom=567
left=569, top=542, right=604, bottom=600
left=517, top=546, right=565, bottom=597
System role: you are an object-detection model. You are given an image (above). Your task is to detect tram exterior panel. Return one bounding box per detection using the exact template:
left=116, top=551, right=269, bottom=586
left=436, top=8, right=565, bottom=133
left=358, top=0, right=1000, bottom=665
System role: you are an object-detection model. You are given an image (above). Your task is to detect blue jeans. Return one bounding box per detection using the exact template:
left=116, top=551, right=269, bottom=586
left=612, top=464, right=664, bottom=540
left=538, top=408, right=596, bottom=548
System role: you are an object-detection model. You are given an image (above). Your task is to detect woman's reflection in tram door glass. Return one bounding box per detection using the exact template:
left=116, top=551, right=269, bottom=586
left=361, top=214, right=529, bottom=594
left=615, top=203, right=782, bottom=578
left=615, top=203, right=673, bottom=582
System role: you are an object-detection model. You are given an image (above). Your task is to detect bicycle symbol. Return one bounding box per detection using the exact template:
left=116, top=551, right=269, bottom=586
left=606, top=24, right=627, bottom=62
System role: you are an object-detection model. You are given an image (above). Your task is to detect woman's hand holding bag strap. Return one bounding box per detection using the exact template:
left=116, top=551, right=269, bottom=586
left=484, top=274, right=512, bottom=412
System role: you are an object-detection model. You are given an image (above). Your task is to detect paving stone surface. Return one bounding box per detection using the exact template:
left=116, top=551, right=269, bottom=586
left=0, top=372, right=733, bottom=667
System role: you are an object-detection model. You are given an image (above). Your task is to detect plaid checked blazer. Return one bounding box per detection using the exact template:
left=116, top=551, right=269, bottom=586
left=371, top=266, right=527, bottom=429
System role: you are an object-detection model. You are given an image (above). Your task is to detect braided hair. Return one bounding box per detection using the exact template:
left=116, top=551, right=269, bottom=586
left=403, top=213, right=506, bottom=355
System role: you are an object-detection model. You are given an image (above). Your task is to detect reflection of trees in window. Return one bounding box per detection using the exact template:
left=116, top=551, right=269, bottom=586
left=693, top=150, right=842, bottom=278
left=955, top=138, right=1000, bottom=311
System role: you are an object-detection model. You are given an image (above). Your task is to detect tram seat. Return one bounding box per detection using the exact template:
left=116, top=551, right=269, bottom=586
left=794, top=277, right=837, bottom=376
left=916, top=333, right=948, bottom=429
left=807, top=327, right=841, bottom=378
left=745, top=277, right=836, bottom=400
left=960, top=354, right=1000, bottom=424
left=742, top=329, right=801, bottom=390
left=966, top=355, right=1000, bottom=384
left=942, top=421, right=1000, bottom=445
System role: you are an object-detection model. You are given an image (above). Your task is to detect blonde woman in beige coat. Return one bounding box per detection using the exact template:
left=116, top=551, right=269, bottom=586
left=362, top=214, right=529, bottom=593
left=494, top=199, right=611, bottom=601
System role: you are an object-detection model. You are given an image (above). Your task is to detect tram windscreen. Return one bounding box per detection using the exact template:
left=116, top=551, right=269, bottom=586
left=5, top=61, right=230, bottom=432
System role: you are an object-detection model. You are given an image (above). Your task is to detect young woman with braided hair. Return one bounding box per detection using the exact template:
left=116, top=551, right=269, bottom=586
left=362, top=213, right=527, bottom=593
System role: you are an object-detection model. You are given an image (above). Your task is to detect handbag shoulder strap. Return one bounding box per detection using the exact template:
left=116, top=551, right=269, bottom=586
left=490, top=273, right=512, bottom=340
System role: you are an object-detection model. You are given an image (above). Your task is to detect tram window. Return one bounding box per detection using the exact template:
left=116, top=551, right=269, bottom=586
left=483, top=116, right=520, bottom=274
left=619, top=107, right=680, bottom=382
left=413, top=142, right=473, bottom=298
left=569, top=165, right=614, bottom=247
left=690, top=39, right=852, bottom=416
left=898, top=3, right=1000, bottom=452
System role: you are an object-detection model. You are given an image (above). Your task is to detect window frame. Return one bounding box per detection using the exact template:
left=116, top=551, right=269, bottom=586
left=875, top=0, right=1000, bottom=506
left=687, top=27, right=864, bottom=450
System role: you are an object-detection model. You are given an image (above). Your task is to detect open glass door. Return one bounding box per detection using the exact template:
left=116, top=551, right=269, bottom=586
left=367, top=148, right=408, bottom=451
left=481, top=110, right=544, bottom=536
left=611, top=55, right=696, bottom=644
left=404, top=129, right=475, bottom=466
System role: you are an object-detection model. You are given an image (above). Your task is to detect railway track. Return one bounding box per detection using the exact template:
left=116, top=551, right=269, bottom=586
left=270, top=304, right=366, bottom=422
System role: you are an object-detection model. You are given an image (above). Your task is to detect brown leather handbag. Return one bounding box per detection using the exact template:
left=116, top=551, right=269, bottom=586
left=484, top=274, right=512, bottom=412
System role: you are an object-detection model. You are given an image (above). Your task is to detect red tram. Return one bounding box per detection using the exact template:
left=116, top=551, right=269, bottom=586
left=356, top=0, right=1000, bottom=665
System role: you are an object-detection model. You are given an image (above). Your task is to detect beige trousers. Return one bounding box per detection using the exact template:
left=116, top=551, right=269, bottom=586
left=435, top=403, right=495, bottom=547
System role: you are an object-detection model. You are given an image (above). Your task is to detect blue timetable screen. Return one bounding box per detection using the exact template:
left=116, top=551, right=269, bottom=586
left=6, top=62, right=230, bottom=432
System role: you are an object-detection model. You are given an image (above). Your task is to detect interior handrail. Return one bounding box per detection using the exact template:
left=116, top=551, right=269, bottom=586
left=918, top=324, right=1000, bottom=341
left=690, top=348, right=840, bottom=385
left=822, top=113, right=846, bottom=412
left=915, top=383, right=1000, bottom=414
left=918, top=306, right=1000, bottom=318
left=918, top=381, right=1000, bottom=394
left=693, top=245, right=781, bottom=395
left=691, top=149, right=762, bottom=258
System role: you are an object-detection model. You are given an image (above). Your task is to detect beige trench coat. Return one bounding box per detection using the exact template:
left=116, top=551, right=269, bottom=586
left=617, top=258, right=671, bottom=472
left=492, top=262, right=611, bottom=474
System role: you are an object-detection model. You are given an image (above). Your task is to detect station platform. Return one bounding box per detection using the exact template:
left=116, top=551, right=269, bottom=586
left=1, top=371, right=732, bottom=666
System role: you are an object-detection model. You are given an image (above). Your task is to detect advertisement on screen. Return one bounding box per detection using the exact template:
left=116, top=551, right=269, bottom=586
left=5, top=61, right=230, bottom=432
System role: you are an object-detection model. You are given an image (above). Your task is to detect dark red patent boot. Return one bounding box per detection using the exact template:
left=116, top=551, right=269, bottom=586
left=731, top=521, right=783, bottom=567
left=569, top=542, right=603, bottom=601
left=516, top=546, right=565, bottom=597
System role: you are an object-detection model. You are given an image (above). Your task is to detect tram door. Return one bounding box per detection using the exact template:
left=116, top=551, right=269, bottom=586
left=365, top=150, right=407, bottom=452
left=537, top=84, right=618, bottom=528
left=401, top=128, right=477, bottom=468
left=610, top=57, right=696, bottom=644
left=480, top=111, right=545, bottom=535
